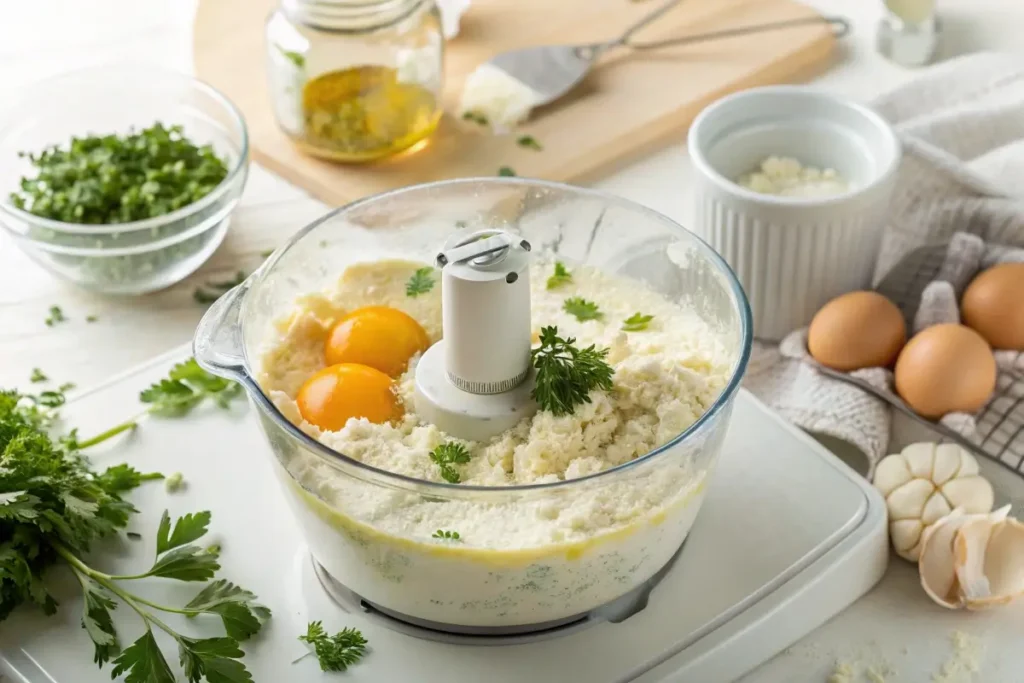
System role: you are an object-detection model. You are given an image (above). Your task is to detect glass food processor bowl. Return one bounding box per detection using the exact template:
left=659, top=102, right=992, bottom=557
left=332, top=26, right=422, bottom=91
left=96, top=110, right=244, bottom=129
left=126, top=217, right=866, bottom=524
left=193, top=178, right=752, bottom=631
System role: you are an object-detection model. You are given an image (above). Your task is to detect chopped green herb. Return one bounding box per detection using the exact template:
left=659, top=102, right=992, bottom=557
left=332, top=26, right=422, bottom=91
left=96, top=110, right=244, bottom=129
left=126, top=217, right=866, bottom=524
left=297, top=621, right=367, bottom=672
left=277, top=46, right=305, bottom=69
left=165, top=472, right=185, bottom=493
left=546, top=261, right=573, bottom=290
left=432, top=529, right=461, bottom=540
left=622, top=313, right=654, bottom=331
left=44, top=305, right=66, bottom=327
left=517, top=135, right=543, bottom=151
left=531, top=326, right=614, bottom=416
left=85, top=314, right=98, bottom=323
left=462, top=111, right=489, bottom=126
left=563, top=297, right=603, bottom=322
left=498, top=166, right=517, bottom=177
left=406, top=267, right=435, bottom=297
left=260, top=249, right=274, bottom=258
left=58, top=382, right=75, bottom=393
left=0, top=389, right=269, bottom=682
left=127, top=532, right=143, bottom=541
left=194, top=270, right=247, bottom=306
left=429, top=441, right=471, bottom=484
left=29, top=367, right=48, bottom=383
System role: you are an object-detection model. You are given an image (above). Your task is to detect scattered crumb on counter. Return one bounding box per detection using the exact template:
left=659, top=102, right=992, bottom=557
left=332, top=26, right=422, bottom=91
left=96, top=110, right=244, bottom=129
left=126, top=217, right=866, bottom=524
left=867, top=663, right=894, bottom=682
left=932, top=631, right=983, bottom=683
left=829, top=660, right=858, bottom=683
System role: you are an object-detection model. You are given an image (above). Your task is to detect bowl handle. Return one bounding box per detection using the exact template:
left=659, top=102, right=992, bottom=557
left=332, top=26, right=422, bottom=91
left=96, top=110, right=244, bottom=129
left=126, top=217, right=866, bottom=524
left=193, top=283, right=250, bottom=384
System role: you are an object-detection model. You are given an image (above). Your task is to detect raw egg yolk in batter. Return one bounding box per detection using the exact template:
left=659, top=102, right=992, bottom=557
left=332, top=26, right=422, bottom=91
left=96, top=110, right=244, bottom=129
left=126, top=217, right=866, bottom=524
left=324, top=306, right=430, bottom=377
left=296, top=363, right=402, bottom=431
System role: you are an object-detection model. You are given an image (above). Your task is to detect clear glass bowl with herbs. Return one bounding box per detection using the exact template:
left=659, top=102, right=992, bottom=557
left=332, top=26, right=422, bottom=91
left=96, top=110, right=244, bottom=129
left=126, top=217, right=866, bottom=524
left=0, top=66, right=249, bottom=295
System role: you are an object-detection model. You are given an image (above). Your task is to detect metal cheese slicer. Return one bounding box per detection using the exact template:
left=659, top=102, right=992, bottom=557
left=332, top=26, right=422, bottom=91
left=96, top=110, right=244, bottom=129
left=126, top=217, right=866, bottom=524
left=485, top=0, right=850, bottom=107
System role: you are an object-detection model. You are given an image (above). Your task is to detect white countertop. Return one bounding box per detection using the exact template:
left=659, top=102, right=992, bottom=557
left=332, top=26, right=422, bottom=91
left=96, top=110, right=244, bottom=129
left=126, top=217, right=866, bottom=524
left=2, top=1, right=1024, bottom=681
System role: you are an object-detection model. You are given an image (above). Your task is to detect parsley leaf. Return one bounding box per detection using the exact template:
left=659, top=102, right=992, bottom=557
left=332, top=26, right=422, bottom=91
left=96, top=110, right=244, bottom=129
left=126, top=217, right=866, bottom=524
left=111, top=630, right=175, bottom=683
left=622, top=313, right=654, bottom=331
left=432, top=529, right=461, bottom=540
left=405, top=267, right=435, bottom=297
left=140, top=359, right=243, bottom=416
left=178, top=636, right=253, bottom=683
left=462, top=111, right=488, bottom=126
left=81, top=580, right=120, bottom=666
left=298, top=621, right=368, bottom=672
left=497, top=166, right=517, bottom=177
left=29, top=367, right=48, bottom=383
left=277, top=46, right=305, bottom=69
left=517, top=135, right=543, bottom=151
left=44, top=305, right=66, bottom=327
left=184, top=580, right=269, bottom=641
left=429, top=441, right=471, bottom=484
left=546, top=261, right=572, bottom=290
left=563, top=297, right=603, bottom=322
left=531, top=326, right=614, bottom=416
left=156, top=510, right=211, bottom=554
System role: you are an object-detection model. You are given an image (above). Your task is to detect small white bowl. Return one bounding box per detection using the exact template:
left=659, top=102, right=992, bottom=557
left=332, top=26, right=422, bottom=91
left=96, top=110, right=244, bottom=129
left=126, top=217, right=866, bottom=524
left=688, top=86, right=901, bottom=341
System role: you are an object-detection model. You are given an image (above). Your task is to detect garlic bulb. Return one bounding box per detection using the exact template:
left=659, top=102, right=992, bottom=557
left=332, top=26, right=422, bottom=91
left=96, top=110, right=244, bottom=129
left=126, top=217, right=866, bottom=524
left=918, top=505, right=1024, bottom=610
left=873, top=443, right=994, bottom=561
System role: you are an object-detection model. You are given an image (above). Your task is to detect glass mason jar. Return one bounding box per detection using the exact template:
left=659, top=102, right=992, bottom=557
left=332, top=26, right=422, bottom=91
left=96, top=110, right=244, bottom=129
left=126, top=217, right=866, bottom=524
left=265, top=0, right=444, bottom=162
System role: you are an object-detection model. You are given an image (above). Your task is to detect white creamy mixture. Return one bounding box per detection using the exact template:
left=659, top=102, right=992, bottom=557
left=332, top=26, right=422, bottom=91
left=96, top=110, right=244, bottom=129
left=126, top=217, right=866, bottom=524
left=458, top=63, right=540, bottom=132
left=259, top=259, right=731, bottom=625
left=737, top=155, right=849, bottom=198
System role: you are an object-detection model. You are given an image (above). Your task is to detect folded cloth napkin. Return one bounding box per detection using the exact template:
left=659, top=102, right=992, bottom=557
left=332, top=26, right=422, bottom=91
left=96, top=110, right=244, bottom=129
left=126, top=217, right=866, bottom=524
left=744, top=52, right=1024, bottom=472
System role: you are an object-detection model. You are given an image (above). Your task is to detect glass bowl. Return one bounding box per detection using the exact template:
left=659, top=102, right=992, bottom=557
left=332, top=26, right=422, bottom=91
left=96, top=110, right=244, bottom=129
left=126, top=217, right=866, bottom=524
left=194, top=178, right=752, bottom=631
left=0, top=66, right=249, bottom=295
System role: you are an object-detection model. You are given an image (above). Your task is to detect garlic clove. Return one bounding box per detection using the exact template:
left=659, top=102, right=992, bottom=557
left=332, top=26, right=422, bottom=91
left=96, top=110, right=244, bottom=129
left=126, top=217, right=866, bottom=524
left=919, top=508, right=969, bottom=609
left=891, top=518, right=925, bottom=561
left=957, top=449, right=980, bottom=477
left=941, top=475, right=995, bottom=515
left=874, top=453, right=913, bottom=497
left=921, top=492, right=953, bottom=525
left=887, top=478, right=936, bottom=520
left=932, top=443, right=965, bottom=485
left=902, top=442, right=935, bottom=479
left=953, top=507, right=1024, bottom=610
left=953, top=517, right=997, bottom=604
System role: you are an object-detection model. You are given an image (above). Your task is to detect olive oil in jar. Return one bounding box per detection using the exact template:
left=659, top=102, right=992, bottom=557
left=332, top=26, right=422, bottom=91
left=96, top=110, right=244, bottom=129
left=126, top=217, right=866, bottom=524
left=299, top=65, right=440, bottom=162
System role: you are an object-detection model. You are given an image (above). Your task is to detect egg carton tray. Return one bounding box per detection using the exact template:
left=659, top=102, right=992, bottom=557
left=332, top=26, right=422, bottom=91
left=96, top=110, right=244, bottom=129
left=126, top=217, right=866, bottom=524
left=784, top=232, right=1024, bottom=476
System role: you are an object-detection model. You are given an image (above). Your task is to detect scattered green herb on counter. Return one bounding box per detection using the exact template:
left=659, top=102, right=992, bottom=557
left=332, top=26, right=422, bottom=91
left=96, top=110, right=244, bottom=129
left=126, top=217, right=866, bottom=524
left=622, top=312, right=654, bottom=332
left=498, top=166, right=517, bottom=177
left=429, top=441, right=471, bottom=484
left=44, top=305, right=66, bottom=327
left=406, top=267, right=435, bottom=297
left=462, top=111, right=489, bottom=126
left=194, top=270, right=247, bottom=305
left=86, top=314, right=98, bottom=323
left=29, top=367, right=48, bottom=383
left=277, top=46, right=306, bottom=69
left=517, top=135, right=543, bottom=151
left=432, top=529, right=461, bottom=540
left=58, top=382, right=76, bottom=393
left=165, top=472, right=185, bottom=493
left=563, top=297, right=603, bottom=322
left=297, top=622, right=368, bottom=673
left=531, top=326, right=614, bottom=416
left=546, top=261, right=573, bottom=290
left=127, top=532, right=143, bottom=541
left=0, top=389, right=270, bottom=682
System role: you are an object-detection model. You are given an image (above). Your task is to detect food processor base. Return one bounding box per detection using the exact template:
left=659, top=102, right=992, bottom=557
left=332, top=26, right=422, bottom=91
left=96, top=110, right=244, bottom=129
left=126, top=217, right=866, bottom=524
left=311, top=540, right=687, bottom=644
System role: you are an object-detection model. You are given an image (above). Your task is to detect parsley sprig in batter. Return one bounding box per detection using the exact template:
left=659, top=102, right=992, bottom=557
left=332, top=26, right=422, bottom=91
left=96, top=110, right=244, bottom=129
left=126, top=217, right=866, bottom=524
left=531, top=326, right=613, bottom=416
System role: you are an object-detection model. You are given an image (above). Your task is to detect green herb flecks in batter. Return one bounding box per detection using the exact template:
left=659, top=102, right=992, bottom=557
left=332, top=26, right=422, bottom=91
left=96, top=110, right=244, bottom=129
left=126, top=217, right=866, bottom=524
left=531, top=326, right=614, bottom=416
left=621, top=312, right=654, bottom=331
left=429, top=441, right=471, bottom=484
left=405, top=267, right=435, bottom=297
left=546, top=261, right=572, bottom=290
left=432, top=529, right=461, bottom=540
left=297, top=621, right=367, bottom=672
left=563, top=297, right=603, bottom=322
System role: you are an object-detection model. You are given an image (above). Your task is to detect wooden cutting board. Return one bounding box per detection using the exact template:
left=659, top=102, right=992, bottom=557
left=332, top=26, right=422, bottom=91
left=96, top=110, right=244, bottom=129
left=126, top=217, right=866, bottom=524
left=193, top=0, right=837, bottom=206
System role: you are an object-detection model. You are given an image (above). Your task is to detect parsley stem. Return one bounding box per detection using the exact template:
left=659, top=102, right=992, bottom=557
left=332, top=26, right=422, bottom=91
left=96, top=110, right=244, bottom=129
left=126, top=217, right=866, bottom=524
left=75, top=419, right=139, bottom=449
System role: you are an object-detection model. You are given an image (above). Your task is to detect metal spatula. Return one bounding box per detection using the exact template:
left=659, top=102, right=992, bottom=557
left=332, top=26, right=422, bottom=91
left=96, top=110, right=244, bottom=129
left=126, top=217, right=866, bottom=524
left=485, top=0, right=850, bottom=107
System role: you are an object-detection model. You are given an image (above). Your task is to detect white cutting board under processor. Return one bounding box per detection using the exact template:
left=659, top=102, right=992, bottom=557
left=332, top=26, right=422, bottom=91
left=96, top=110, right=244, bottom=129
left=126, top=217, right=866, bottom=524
left=0, top=346, right=888, bottom=683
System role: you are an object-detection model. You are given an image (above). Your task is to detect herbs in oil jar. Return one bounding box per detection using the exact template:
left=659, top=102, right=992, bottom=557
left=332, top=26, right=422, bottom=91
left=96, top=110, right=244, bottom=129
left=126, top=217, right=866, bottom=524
left=300, top=65, right=440, bottom=162
left=265, top=0, right=445, bottom=163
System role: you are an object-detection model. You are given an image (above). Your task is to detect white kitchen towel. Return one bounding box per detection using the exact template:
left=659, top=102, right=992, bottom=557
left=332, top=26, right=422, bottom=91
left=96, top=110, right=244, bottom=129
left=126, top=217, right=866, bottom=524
left=744, top=51, right=1024, bottom=471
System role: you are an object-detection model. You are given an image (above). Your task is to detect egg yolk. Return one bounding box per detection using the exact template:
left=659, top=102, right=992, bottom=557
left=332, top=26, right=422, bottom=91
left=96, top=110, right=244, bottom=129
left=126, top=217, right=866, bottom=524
left=296, top=363, right=402, bottom=431
left=324, top=306, right=430, bottom=377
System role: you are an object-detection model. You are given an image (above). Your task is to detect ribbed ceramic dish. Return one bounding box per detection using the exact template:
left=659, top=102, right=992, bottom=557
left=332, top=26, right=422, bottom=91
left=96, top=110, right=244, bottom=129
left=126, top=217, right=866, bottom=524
left=688, top=87, right=901, bottom=341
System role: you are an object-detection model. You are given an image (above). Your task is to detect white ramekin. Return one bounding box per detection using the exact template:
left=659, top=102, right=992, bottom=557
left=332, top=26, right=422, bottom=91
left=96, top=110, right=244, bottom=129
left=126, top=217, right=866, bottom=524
left=687, top=86, right=902, bottom=341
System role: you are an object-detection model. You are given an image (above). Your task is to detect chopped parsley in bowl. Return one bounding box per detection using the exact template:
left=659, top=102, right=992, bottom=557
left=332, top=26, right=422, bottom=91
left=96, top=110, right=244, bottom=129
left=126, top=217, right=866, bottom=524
left=0, top=66, right=248, bottom=295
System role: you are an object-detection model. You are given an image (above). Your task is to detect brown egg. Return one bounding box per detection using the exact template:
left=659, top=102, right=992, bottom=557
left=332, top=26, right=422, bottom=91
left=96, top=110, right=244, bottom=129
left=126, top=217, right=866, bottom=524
left=894, top=324, right=996, bottom=419
left=808, top=291, right=907, bottom=371
left=961, top=262, right=1024, bottom=350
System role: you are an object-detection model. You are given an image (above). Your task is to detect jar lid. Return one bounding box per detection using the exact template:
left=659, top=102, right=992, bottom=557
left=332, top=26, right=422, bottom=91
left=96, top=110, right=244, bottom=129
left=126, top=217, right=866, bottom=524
left=283, top=0, right=425, bottom=31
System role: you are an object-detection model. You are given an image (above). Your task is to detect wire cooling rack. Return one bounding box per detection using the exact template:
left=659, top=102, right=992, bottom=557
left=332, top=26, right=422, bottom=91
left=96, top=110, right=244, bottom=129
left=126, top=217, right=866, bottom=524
left=819, top=237, right=1024, bottom=476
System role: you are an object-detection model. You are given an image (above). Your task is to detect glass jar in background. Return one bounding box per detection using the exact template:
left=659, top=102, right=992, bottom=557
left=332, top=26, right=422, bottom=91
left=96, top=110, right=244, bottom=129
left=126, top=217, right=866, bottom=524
left=265, top=0, right=444, bottom=163
left=877, top=0, right=939, bottom=67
